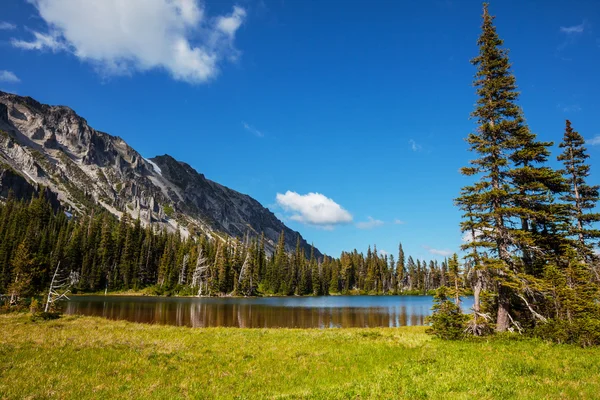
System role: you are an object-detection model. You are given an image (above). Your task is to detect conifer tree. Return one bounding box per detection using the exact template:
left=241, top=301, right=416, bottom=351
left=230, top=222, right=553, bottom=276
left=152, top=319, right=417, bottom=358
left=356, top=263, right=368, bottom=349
left=217, top=242, right=230, bottom=294
left=310, top=246, right=321, bottom=295
left=388, top=254, right=396, bottom=293
left=396, top=243, right=406, bottom=291
left=258, top=233, right=266, bottom=281
left=8, top=240, right=33, bottom=304
left=558, top=120, right=600, bottom=260
left=447, top=253, right=463, bottom=307
left=456, top=3, right=558, bottom=331
left=272, top=231, right=287, bottom=293
left=329, top=258, right=340, bottom=293
left=407, top=256, right=416, bottom=291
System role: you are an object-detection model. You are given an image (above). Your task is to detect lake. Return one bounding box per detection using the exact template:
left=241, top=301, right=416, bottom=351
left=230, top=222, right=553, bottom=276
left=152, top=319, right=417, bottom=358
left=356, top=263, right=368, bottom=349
left=63, top=295, right=474, bottom=328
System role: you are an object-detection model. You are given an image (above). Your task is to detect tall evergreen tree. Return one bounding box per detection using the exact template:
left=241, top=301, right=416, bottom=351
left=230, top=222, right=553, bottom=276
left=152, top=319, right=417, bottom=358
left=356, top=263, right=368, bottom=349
left=310, top=246, right=321, bottom=295
left=447, top=254, right=463, bottom=307
left=558, top=120, right=600, bottom=260
left=455, top=3, right=559, bottom=331
left=8, top=240, right=33, bottom=304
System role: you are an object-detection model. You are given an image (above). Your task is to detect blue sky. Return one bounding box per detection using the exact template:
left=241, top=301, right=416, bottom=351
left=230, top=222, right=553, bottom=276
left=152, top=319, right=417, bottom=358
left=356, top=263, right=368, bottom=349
left=1, top=0, right=599, bottom=260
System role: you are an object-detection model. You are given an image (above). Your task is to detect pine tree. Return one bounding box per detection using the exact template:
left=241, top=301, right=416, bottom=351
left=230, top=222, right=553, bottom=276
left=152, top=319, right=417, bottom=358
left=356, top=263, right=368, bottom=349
left=426, top=286, right=468, bottom=340
left=396, top=243, right=406, bottom=291
left=539, top=249, right=600, bottom=346
left=8, top=240, right=33, bottom=304
left=446, top=253, right=463, bottom=307
left=272, top=231, right=287, bottom=294
left=558, top=120, right=600, bottom=261
left=98, top=214, right=114, bottom=288
left=217, top=242, right=229, bottom=294
left=329, top=258, right=340, bottom=293
left=291, top=236, right=303, bottom=294
left=455, top=3, right=558, bottom=331
left=310, top=246, right=321, bottom=295
left=407, top=256, right=416, bottom=291
left=340, top=252, right=353, bottom=293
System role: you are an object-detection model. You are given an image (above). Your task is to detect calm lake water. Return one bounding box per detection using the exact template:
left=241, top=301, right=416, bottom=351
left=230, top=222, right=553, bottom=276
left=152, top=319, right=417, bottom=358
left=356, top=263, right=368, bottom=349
left=63, top=295, right=474, bottom=328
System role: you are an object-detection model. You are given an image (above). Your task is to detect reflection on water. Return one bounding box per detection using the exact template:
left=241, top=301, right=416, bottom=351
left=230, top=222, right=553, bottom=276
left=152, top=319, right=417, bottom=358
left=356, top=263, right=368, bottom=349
left=62, top=295, right=474, bottom=328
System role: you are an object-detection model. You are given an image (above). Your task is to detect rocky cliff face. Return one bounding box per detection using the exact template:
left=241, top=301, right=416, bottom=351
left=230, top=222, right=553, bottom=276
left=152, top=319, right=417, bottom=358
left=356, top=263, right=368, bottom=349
left=0, top=91, right=319, bottom=257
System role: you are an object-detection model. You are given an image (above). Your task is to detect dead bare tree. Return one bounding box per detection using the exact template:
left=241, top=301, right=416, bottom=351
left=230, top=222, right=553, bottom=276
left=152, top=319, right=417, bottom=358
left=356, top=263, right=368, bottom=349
left=191, top=246, right=209, bottom=296
left=45, top=262, right=79, bottom=312
left=178, top=254, right=189, bottom=285
left=238, top=252, right=254, bottom=296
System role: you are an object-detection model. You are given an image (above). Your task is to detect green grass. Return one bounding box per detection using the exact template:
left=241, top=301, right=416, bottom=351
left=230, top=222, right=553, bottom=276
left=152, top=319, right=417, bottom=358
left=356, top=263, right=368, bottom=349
left=1, top=314, right=600, bottom=399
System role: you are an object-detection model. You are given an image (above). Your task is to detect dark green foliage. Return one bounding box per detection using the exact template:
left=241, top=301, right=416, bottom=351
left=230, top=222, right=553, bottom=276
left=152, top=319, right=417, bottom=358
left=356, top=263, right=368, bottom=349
left=426, top=287, right=468, bottom=340
left=0, top=195, right=456, bottom=300
left=534, top=250, right=600, bottom=346
left=163, top=204, right=174, bottom=218
left=534, top=318, right=600, bottom=347
left=30, top=311, right=61, bottom=321
left=558, top=120, right=600, bottom=257
left=453, top=4, right=600, bottom=343
left=457, top=2, right=556, bottom=332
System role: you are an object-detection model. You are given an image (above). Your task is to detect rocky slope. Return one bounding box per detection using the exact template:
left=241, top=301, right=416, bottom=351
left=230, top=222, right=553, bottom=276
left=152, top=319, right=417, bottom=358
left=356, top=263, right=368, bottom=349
left=0, top=91, right=319, bottom=256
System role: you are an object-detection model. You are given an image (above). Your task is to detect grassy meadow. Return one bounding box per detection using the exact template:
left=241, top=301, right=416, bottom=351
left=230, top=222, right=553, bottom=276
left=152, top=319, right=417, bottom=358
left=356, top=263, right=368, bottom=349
left=1, top=313, right=600, bottom=399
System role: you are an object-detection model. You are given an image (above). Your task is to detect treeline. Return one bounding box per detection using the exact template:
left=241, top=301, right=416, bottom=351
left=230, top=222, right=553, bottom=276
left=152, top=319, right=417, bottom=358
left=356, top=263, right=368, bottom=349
left=0, top=191, right=465, bottom=301
left=428, top=4, right=600, bottom=346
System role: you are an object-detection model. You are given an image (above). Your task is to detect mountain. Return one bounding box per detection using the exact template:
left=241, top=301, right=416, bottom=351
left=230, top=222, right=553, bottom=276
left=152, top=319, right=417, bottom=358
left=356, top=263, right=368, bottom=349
left=0, top=91, right=319, bottom=257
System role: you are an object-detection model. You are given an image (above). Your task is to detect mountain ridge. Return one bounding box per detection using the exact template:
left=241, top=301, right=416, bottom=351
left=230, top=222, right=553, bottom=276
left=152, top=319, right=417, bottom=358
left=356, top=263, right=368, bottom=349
left=0, top=90, right=320, bottom=257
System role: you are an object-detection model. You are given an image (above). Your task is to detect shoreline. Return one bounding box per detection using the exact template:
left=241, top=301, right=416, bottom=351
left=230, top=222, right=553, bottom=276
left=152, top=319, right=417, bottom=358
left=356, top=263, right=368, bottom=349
left=71, top=290, right=458, bottom=298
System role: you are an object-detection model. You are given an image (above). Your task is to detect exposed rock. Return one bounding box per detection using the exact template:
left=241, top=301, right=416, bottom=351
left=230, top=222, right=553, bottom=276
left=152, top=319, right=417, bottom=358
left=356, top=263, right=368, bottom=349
left=0, top=90, right=319, bottom=257
left=0, top=163, right=60, bottom=209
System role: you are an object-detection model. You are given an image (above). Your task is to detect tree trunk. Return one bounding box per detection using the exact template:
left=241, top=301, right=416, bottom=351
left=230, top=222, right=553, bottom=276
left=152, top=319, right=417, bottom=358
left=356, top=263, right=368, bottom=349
left=473, top=269, right=483, bottom=313
left=569, top=147, right=585, bottom=245
left=496, top=284, right=510, bottom=331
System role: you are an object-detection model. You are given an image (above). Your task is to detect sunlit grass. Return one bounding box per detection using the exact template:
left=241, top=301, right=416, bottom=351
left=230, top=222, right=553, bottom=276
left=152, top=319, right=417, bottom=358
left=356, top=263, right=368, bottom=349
left=1, top=314, right=599, bottom=399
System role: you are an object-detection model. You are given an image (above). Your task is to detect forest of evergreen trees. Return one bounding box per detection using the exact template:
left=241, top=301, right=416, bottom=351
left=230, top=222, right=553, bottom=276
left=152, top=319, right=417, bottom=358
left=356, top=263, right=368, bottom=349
left=0, top=191, right=466, bottom=302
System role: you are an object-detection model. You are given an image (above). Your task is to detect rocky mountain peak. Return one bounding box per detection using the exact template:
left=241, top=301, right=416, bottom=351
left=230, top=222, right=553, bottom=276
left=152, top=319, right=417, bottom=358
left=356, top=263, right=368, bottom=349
left=0, top=91, right=320, bottom=257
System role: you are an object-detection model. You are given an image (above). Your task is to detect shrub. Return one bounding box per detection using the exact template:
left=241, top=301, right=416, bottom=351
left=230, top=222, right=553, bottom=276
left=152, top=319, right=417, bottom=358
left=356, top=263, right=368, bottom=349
left=29, top=298, right=41, bottom=313
left=30, top=311, right=61, bottom=322
left=163, top=204, right=174, bottom=218
left=425, top=287, right=468, bottom=340
left=534, top=318, right=600, bottom=347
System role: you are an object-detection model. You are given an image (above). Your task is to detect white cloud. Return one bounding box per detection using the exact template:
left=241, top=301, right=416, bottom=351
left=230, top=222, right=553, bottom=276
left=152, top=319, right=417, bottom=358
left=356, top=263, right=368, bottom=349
left=0, top=21, right=16, bottom=30
left=461, top=227, right=493, bottom=243
left=461, top=231, right=474, bottom=243
left=12, top=30, right=66, bottom=52
left=394, top=219, right=405, bottom=225
left=558, top=103, right=582, bottom=113
left=276, top=191, right=353, bottom=227
left=356, top=217, right=384, bottom=230
left=242, top=121, right=264, bottom=138
left=216, top=6, right=246, bottom=37
left=560, top=23, right=585, bottom=34
left=557, top=22, right=589, bottom=52
left=587, top=136, right=600, bottom=146
left=409, top=139, right=422, bottom=152
left=11, top=0, right=246, bottom=84
left=0, top=71, right=20, bottom=83
left=423, top=246, right=452, bottom=257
